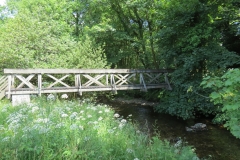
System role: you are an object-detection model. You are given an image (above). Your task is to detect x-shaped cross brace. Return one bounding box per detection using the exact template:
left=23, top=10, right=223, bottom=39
left=46, top=74, right=70, bottom=88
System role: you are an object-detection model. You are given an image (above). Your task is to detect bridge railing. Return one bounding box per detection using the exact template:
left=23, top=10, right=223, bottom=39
left=0, top=75, right=8, bottom=99
left=4, top=69, right=173, bottom=99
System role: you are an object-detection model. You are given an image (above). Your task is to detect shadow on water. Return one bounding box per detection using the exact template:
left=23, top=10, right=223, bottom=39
left=100, top=100, right=240, bottom=160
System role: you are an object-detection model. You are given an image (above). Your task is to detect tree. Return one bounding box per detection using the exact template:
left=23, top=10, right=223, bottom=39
left=201, top=69, right=240, bottom=138
left=0, top=0, right=108, bottom=72
left=154, top=0, right=240, bottom=119
left=72, top=0, right=162, bottom=69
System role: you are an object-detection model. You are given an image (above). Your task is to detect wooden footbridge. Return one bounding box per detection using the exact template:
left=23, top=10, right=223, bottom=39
left=0, top=69, right=172, bottom=99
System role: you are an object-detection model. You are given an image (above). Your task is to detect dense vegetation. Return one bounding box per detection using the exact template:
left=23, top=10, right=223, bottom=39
left=0, top=98, right=198, bottom=159
left=0, top=0, right=240, bottom=138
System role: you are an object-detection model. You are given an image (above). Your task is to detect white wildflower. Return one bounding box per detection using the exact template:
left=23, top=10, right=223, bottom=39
left=93, top=125, right=100, bottom=130
left=80, top=110, right=84, bottom=114
left=134, top=158, right=140, bottom=160
left=88, top=121, right=93, bottom=125
left=61, top=94, right=68, bottom=99
left=121, top=119, right=127, bottom=123
left=70, top=124, right=78, bottom=130
left=31, top=106, right=39, bottom=113
left=98, top=117, right=103, bottom=121
left=79, top=125, right=84, bottom=130
left=2, top=136, right=10, bottom=142
left=126, top=148, right=134, bottom=153
left=1, top=107, right=7, bottom=113
left=98, top=111, right=103, bottom=114
left=84, top=136, right=90, bottom=141
left=70, top=112, right=78, bottom=119
left=65, top=107, right=71, bottom=111
left=91, top=107, right=97, bottom=111
left=174, top=139, right=182, bottom=148
left=0, top=125, right=5, bottom=129
left=55, top=123, right=65, bottom=128
left=108, top=129, right=114, bottom=134
left=35, top=118, right=49, bottom=123
left=75, top=117, right=80, bottom=120
left=105, top=109, right=110, bottom=112
left=114, top=113, right=120, bottom=118
left=47, top=94, right=55, bottom=101
left=87, top=115, right=92, bottom=118
left=61, top=113, right=68, bottom=118
left=119, top=123, right=125, bottom=129
left=39, top=126, right=50, bottom=134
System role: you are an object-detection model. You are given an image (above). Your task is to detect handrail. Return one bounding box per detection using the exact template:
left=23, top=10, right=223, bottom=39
left=4, top=69, right=174, bottom=74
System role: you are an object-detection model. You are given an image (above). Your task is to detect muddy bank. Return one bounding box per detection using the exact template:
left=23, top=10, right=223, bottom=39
left=111, top=97, right=159, bottom=107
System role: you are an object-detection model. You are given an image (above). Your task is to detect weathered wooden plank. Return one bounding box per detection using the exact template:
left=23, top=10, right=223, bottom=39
left=140, top=73, right=147, bottom=92
left=3, top=68, right=172, bottom=97
left=0, top=76, right=8, bottom=90
left=145, top=73, right=162, bottom=84
left=110, top=74, right=117, bottom=94
left=115, top=73, right=135, bottom=85
left=0, top=76, right=7, bottom=85
left=164, top=73, right=172, bottom=90
left=16, top=74, right=35, bottom=89
left=0, top=76, right=8, bottom=99
left=83, top=74, right=105, bottom=86
left=47, top=74, right=70, bottom=88
left=0, top=81, right=8, bottom=91
left=7, top=75, right=11, bottom=99
left=4, top=69, right=174, bottom=74
left=6, top=84, right=168, bottom=94
left=38, top=74, right=42, bottom=96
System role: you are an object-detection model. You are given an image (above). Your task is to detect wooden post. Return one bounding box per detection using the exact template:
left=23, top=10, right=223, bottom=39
left=75, top=74, right=82, bottom=96
left=110, top=74, right=117, bottom=94
left=38, top=74, right=42, bottom=96
left=164, top=73, right=172, bottom=90
left=7, top=75, right=12, bottom=99
left=140, top=73, right=147, bottom=92
left=79, top=74, right=82, bottom=96
left=106, top=74, right=108, bottom=86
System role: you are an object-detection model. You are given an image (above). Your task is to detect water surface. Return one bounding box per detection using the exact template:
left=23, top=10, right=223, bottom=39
left=101, top=100, right=240, bottom=160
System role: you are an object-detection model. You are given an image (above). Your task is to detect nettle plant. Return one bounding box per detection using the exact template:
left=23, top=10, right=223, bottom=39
left=201, top=69, right=240, bottom=138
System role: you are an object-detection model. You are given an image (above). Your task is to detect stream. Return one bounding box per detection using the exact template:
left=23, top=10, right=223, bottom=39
left=99, top=99, right=240, bottom=160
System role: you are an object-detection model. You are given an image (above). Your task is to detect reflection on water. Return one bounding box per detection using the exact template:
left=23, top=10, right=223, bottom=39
left=101, top=101, right=240, bottom=160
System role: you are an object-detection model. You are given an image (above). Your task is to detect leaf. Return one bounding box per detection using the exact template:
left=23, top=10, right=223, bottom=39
left=210, top=92, right=221, bottom=99
left=225, top=79, right=233, bottom=86
left=222, top=103, right=240, bottom=111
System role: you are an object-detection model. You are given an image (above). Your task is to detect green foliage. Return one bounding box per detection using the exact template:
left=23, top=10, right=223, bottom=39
left=0, top=0, right=108, bottom=70
left=0, top=98, right=198, bottom=159
left=73, top=0, right=163, bottom=68
left=201, top=69, right=240, bottom=138
left=153, top=0, right=240, bottom=119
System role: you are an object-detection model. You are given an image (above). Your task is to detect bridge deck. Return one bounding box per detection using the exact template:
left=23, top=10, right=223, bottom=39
left=2, top=69, right=172, bottom=99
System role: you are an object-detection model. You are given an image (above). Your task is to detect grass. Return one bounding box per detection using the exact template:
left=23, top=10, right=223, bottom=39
left=0, top=96, right=198, bottom=160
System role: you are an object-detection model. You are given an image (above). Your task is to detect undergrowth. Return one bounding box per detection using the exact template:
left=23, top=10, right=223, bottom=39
left=0, top=96, right=198, bottom=160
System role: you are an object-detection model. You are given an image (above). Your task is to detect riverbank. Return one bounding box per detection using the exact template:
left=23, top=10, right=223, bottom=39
left=0, top=98, right=199, bottom=160
left=111, top=97, right=159, bottom=107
